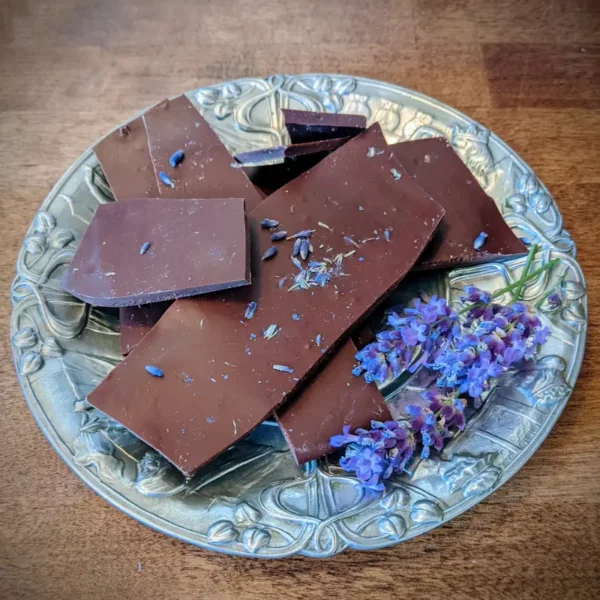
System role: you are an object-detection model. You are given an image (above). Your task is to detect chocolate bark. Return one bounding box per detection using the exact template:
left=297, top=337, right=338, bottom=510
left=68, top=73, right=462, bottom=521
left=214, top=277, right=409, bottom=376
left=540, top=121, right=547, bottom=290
left=283, top=109, right=366, bottom=144
left=62, top=198, right=250, bottom=307
left=391, top=137, right=528, bottom=270
left=116, top=96, right=263, bottom=353
left=276, top=340, right=391, bottom=464
left=93, top=116, right=159, bottom=201
left=234, top=137, right=349, bottom=165
left=87, top=123, right=444, bottom=476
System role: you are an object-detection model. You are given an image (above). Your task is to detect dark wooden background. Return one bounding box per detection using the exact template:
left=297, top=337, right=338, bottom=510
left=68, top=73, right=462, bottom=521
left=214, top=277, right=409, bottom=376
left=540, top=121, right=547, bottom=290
left=1, top=1, right=599, bottom=598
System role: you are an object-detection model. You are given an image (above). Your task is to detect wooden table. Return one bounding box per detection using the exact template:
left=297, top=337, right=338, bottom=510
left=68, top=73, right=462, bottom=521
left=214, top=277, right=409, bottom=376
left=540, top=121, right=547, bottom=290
left=1, top=1, right=599, bottom=598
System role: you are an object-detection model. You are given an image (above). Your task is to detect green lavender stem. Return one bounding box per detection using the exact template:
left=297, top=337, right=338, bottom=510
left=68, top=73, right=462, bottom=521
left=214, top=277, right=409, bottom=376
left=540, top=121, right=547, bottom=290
left=511, top=244, right=538, bottom=302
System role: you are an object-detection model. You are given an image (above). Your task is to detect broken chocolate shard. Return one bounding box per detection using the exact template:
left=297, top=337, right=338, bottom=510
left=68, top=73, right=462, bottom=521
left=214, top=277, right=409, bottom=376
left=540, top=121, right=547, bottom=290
left=282, top=109, right=366, bottom=144
left=143, top=95, right=263, bottom=209
left=87, top=123, right=444, bottom=477
left=63, top=198, right=250, bottom=307
left=234, top=137, right=349, bottom=166
left=276, top=339, right=391, bottom=464
left=93, top=115, right=159, bottom=201
left=391, top=137, right=528, bottom=270
left=119, top=302, right=172, bottom=356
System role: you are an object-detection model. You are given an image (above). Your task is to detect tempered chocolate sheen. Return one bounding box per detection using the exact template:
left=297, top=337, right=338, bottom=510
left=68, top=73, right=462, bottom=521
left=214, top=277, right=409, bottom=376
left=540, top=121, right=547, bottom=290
left=62, top=198, right=250, bottom=307
left=283, top=109, right=366, bottom=144
left=276, top=340, right=391, bottom=464
left=87, top=124, right=444, bottom=476
left=393, top=137, right=528, bottom=270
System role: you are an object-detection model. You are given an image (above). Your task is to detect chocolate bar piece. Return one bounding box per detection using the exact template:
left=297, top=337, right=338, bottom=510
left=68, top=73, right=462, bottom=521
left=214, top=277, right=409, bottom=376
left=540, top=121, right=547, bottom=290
left=118, top=96, right=263, bottom=353
left=276, top=340, right=391, bottom=464
left=94, top=116, right=159, bottom=201
left=87, top=123, right=444, bottom=476
left=234, top=137, right=349, bottom=165
left=391, top=137, right=528, bottom=270
left=63, top=198, right=250, bottom=307
left=144, top=96, right=263, bottom=204
left=283, top=109, right=366, bottom=144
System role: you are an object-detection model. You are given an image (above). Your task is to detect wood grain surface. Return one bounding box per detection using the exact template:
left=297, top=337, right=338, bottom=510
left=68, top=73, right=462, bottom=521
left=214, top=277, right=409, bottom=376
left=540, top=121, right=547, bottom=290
left=1, top=1, right=599, bottom=598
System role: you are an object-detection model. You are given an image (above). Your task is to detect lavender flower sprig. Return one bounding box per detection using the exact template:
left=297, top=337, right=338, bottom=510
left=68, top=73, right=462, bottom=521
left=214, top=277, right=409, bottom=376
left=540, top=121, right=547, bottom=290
left=333, top=251, right=555, bottom=490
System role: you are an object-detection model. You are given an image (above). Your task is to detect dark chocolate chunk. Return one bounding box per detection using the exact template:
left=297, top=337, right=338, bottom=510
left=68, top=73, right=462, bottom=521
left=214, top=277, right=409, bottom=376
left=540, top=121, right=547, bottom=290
left=391, top=137, right=528, bottom=270
left=276, top=339, right=391, bottom=464
left=63, top=198, right=250, bottom=307
left=283, top=109, right=366, bottom=144
left=143, top=96, right=263, bottom=207
left=93, top=115, right=159, bottom=201
left=87, top=123, right=444, bottom=477
left=118, top=96, right=263, bottom=353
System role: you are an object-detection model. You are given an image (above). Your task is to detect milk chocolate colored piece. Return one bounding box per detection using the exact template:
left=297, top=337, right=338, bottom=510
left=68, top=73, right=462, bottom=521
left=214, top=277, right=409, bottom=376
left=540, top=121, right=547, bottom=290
left=283, top=109, right=366, bottom=144
left=93, top=116, right=159, bottom=201
left=391, top=137, right=528, bottom=270
left=276, top=340, right=391, bottom=464
left=120, top=301, right=172, bottom=355
left=144, top=95, right=263, bottom=205
left=63, top=198, right=250, bottom=307
left=88, top=124, right=444, bottom=476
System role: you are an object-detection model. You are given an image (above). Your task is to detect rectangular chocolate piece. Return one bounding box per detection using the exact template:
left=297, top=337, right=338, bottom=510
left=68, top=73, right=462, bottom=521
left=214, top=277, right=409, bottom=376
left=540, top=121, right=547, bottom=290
left=93, top=116, right=159, bottom=201
left=144, top=95, right=263, bottom=206
left=87, top=123, right=445, bottom=476
left=63, top=198, right=250, bottom=307
left=120, top=96, right=263, bottom=353
left=276, top=340, right=391, bottom=464
left=283, top=109, right=366, bottom=144
left=234, top=137, right=349, bottom=166
left=391, top=137, right=528, bottom=270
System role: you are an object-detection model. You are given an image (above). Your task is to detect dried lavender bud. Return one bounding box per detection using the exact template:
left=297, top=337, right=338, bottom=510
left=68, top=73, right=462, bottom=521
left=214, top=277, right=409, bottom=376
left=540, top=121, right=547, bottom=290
left=169, top=149, right=185, bottom=168
left=473, top=232, right=488, bottom=250
left=292, top=313, right=301, bottom=321
left=261, top=246, right=278, bottom=261
left=288, top=229, right=314, bottom=240
left=158, top=171, right=175, bottom=189
left=244, top=301, right=257, bottom=319
left=391, top=168, right=402, bottom=181
left=273, top=364, right=294, bottom=374
left=261, top=219, right=279, bottom=229
left=139, top=241, right=151, bottom=255
left=145, top=365, right=163, bottom=378
left=300, top=238, right=310, bottom=260
left=292, top=237, right=302, bottom=257
left=271, top=231, right=287, bottom=242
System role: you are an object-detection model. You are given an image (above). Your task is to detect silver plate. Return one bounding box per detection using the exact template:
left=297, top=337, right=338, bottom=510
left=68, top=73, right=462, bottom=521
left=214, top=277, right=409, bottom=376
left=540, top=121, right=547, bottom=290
left=10, top=74, right=587, bottom=558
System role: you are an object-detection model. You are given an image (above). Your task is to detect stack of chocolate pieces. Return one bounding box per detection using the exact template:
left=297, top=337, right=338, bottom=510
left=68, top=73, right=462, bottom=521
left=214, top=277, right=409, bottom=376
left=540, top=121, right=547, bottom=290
left=63, top=96, right=527, bottom=477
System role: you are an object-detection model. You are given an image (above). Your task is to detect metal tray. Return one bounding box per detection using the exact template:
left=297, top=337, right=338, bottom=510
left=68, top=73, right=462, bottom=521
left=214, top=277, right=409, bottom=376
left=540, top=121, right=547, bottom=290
left=10, top=74, right=587, bottom=558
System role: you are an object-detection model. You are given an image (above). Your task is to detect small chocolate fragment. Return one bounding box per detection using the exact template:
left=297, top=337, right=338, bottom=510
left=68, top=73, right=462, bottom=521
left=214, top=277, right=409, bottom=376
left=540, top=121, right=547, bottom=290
left=391, top=137, right=528, bottom=270
left=63, top=198, right=250, bottom=307
left=282, top=109, right=366, bottom=144
left=87, top=123, right=444, bottom=477
left=94, top=115, right=159, bottom=201
left=234, top=137, right=349, bottom=166
left=276, top=340, right=391, bottom=464
left=143, top=95, right=263, bottom=207
left=238, top=138, right=351, bottom=196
